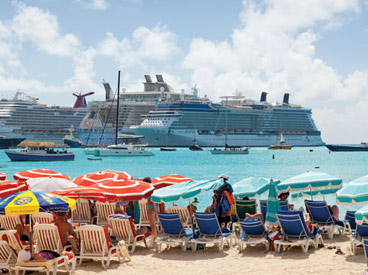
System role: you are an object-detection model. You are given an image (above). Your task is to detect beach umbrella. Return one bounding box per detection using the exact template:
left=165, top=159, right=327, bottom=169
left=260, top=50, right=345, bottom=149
left=355, top=204, right=368, bottom=225
left=291, top=188, right=341, bottom=201
left=265, top=179, right=280, bottom=227
left=336, top=175, right=368, bottom=206
left=151, top=174, right=194, bottom=189
left=52, top=186, right=114, bottom=202
left=151, top=179, right=221, bottom=203
left=233, top=177, right=281, bottom=199
left=13, top=169, right=70, bottom=181
left=73, top=170, right=133, bottom=187
left=0, top=181, right=29, bottom=199
left=93, top=179, right=154, bottom=201
left=27, top=177, right=78, bottom=193
left=0, top=173, right=6, bottom=181
left=276, top=171, right=342, bottom=193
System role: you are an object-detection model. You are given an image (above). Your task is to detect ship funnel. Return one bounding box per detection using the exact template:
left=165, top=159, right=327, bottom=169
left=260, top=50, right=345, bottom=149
left=72, top=92, right=94, bottom=108
left=283, top=93, right=290, bottom=104
left=103, top=81, right=113, bottom=101
left=260, top=92, right=267, bottom=102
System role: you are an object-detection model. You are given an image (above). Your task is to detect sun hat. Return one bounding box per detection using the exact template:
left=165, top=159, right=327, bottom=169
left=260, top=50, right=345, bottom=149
left=217, top=174, right=229, bottom=180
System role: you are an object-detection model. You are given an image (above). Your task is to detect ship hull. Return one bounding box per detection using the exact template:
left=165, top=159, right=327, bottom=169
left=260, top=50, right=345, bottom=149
left=0, top=138, right=25, bottom=149
left=5, top=151, right=75, bottom=161
left=325, top=145, right=368, bottom=152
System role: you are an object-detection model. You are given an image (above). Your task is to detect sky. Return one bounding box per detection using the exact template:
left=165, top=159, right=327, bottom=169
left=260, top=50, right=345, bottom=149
left=1, top=0, right=368, bottom=144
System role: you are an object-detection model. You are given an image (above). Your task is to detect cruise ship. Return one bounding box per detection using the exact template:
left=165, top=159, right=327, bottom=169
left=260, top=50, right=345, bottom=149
left=78, top=75, right=191, bottom=145
left=131, top=92, right=324, bottom=147
left=0, top=92, right=91, bottom=144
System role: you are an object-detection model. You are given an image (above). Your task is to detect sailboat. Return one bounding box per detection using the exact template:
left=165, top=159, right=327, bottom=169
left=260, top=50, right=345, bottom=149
left=268, top=133, right=292, bottom=150
left=210, top=104, right=249, bottom=155
left=92, top=71, right=154, bottom=157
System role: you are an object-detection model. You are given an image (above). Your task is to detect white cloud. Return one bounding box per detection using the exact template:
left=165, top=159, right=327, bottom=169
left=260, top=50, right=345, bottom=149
left=77, top=0, right=109, bottom=10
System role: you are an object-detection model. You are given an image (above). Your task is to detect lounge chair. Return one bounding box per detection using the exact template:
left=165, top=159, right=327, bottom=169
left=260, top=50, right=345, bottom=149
left=167, top=206, right=192, bottom=228
left=71, top=198, right=92, bottom=224
left=0, top=215, right=24, bottom=231
left=190, top=213, right=234, bottom=251
left=156, top=213, right=195, bottom=252
left=260, top=200, right=288, bottom=220
left=15, top=256, right=74, bottom=275
left=0, top=230, right=24, bottom=253
left=237, top=219, right=269, bottom=252
left=0, top=240, right=18, bottom=273
left=77, top=224, right=125, bottom=269
left=108, top=216, right=153, bottom=253
left=32, top=213, right=54, bottom=224
left=350, top=223, right=368, bottom=254
left=96, top=202, right=116, bottom=226
left=235, top=199, right=256, bottom=220
left=344, top=211, right=356, bottom=235
left=275, top=210, right=323, bottom=253
left=305, top=200, right=344, bottom=239
left=363, top=238, right=368, bottom=266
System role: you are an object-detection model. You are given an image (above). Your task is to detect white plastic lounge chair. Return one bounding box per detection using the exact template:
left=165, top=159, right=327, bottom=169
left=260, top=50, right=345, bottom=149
left=0, top=230, right=24, bottom=253
left=32, top=213, right=54, bottom=224
left=108, top=216, right=153, bottom=253
left=71, top=199, right=92, bottom=224
left=190, top=213, right=234, bottom=251
left=275, top=210, right=323, bottom=253
left=0, top=215, right=24, bottom=231
left=77, top=224, right=124, bottom=269
left=156, top=213, right=195, bottom=252
left=96, top=202, right=116, bottom=226
left=237, top=219, right=269, bottom=252
left=350, top=223, right=368, bottom=255
left=168, top=206, right=192, bottom=228
left=137, top=199, right=151, bottom=228
left=14, top=256, right=74, bottom=275
left=0, top=240, right=17, bottom=273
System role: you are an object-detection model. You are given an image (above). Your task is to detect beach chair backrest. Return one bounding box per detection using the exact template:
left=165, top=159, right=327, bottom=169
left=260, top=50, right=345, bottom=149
left=235, top=199, right=256, bottom=220
left=96, top=202, right=116, bottom=225
left=280, top=200, right=289, bottom=211
left=277, top=210, right=312, bottom=239
left=357, top=223, right=368, bottom=239
left=0, top=230, right=23, bottom=253
left=72, top=198, right=91, bottom=224
left=108, top=217, right=135, bottom=243
left=158, top=213, right=185, bottom=236
left=32, top=212, right=54, bottom=224
left=239, top=220, right=265, bottom=237
left=0, top=240, right=17, bottom=264
left=305, top=200, right=334, bottom=224
left=261, top=200, right=288, bottom=219
left=194, top=213, right=222, bottom=237
left=363, top=238, right=368, bottom=265
left=138, top=199, right=150, bottom=224
left=78, top=225, right=109, bottom=255
left=33, top=224, right=63, bottom=253
left=0, top=215, right=23, bottom=231
left=345, top=211, right=356, bottom=230
left=168, top=206, right=191, bottom=225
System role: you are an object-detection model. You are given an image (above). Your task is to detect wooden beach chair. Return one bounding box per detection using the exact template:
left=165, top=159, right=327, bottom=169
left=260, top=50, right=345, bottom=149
left=168, top=206, right=192, bottom=228
left=32, top=213, right=54, bottom=224
left=108, top=216, right=153, bottom=253
left=77, top=225, right=125, bottom=269
left=71, top=199, right=91, bottom=224
left=96, top=202, right=115, bottom=226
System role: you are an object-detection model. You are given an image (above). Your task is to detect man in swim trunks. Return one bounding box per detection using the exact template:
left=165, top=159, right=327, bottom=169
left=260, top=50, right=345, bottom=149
left=54, top=212, right=78, bottom=250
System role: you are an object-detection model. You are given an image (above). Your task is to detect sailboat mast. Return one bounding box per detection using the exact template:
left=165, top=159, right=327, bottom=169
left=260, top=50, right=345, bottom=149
left=115, top=70, right=120, bottom=145
left=225, top=99, right=228, bottom=145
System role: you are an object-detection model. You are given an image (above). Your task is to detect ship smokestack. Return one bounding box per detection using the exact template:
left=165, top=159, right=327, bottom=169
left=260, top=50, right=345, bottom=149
left=72, top=92, right=94, bottom=108
left=283, top=93, right=290, bottom=104
left=103, top=81, right=113, bottom=101
left=260, top=92, right=267, bottom=102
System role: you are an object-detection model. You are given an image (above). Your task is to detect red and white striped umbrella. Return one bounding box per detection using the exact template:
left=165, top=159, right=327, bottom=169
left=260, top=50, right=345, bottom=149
left=52, top=186, right=115, bottom=203
left=151, top=174, right=194, bottom=189
left=0, top=181, right=29, bottom=198
left=93, top=179, right=154, bottom=201
left=13, top=169, right=70, bottom=181
left=0, top=173, right=6, bottom=181
left=73, top=170, right=133, bottom=187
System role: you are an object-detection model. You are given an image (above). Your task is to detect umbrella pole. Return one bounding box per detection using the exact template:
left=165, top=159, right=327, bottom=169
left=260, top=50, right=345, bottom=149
left=30, top=214, right=33, bottom=254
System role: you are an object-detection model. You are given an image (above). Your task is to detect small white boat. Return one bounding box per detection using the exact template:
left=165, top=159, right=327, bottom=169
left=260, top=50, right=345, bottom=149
left=93, top=144, right=154, bottom=157
left=210, top=147, right=249, bottom=155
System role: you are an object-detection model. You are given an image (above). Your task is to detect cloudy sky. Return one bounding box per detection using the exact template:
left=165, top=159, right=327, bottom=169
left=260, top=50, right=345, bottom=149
left=1, top=0, right=368, bottom=143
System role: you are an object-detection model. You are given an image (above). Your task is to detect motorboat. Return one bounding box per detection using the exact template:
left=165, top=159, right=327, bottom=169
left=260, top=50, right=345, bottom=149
left=326, top=142, right=368, bottom=152
left=5, top=145, right=74, bottom=161
left=210, top=145, right=249, bottom=155
left=189, top=140, right=203, bottom=151
left=62, top=125, right=84, bottom=148
left=93, top=144, right=154, bottom=157
left=160, top=147, right=176, bottom=151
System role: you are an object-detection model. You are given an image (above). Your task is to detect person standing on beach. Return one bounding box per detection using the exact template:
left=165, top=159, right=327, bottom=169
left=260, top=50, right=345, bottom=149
left=217, top=174, right=236, bottom=225
left=142, top=177, right=158, bottom=240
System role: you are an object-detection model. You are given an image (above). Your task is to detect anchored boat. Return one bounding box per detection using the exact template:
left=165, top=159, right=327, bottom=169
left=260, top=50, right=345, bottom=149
left=5, top=145, right=74, bottom=161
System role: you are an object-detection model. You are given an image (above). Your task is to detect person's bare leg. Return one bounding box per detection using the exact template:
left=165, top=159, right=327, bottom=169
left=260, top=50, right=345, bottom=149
left=135, top=227, right=148, bottom=235
left=147, top=209, right=157, bottom=239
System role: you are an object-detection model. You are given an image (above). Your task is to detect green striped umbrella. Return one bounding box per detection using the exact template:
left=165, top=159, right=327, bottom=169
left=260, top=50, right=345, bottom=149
left=233, top=177, right=280, bottom=199
left=265, top=179, right=280, bottom=227
left=355, top=204, right=368, bottom=225
left=336, top=175, right=368, bottom=206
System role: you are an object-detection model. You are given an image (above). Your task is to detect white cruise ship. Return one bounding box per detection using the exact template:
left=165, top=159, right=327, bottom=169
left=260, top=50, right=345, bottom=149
left=78, top=75, right=192, bottom=145
left=131, top=92, right=324, bottom=147
left=0, top=92, right=90, bottom=144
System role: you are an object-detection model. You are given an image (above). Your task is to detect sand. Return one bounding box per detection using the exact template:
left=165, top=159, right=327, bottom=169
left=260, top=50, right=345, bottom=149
left=74, top=235, right=366, bottom=275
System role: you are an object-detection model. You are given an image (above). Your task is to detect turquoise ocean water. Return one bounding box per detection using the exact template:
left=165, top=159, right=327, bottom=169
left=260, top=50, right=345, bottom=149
left=1, top=147, right=367, bottom=217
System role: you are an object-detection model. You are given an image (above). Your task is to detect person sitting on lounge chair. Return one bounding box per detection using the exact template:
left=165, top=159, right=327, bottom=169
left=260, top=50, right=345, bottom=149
left=16, top=215, right=31, bottom=245
left=54, top=212, right=78, bottom=250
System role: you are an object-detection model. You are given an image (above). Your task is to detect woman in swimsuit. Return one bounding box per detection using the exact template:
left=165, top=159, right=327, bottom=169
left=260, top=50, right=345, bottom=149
left=142, top=177, right=158, bottom=240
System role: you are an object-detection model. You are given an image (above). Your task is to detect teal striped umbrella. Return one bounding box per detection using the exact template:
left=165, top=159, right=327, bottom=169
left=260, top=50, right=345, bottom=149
left=150, top=179, right=221, bottom=203
left=291, top=188, right=341, bottom=200
left=355, top=204, right=368, bottom=225
left=233, top=177, right=280, bottom=199
left=265, top=179, right=280, bottom=227
left=277, top=171, right=342, bottom=193
left=336, top=175, right=368, bottom=206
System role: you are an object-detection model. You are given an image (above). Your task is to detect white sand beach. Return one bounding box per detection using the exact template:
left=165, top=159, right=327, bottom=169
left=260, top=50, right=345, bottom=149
left=75, top=236, right=366, bottom=275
